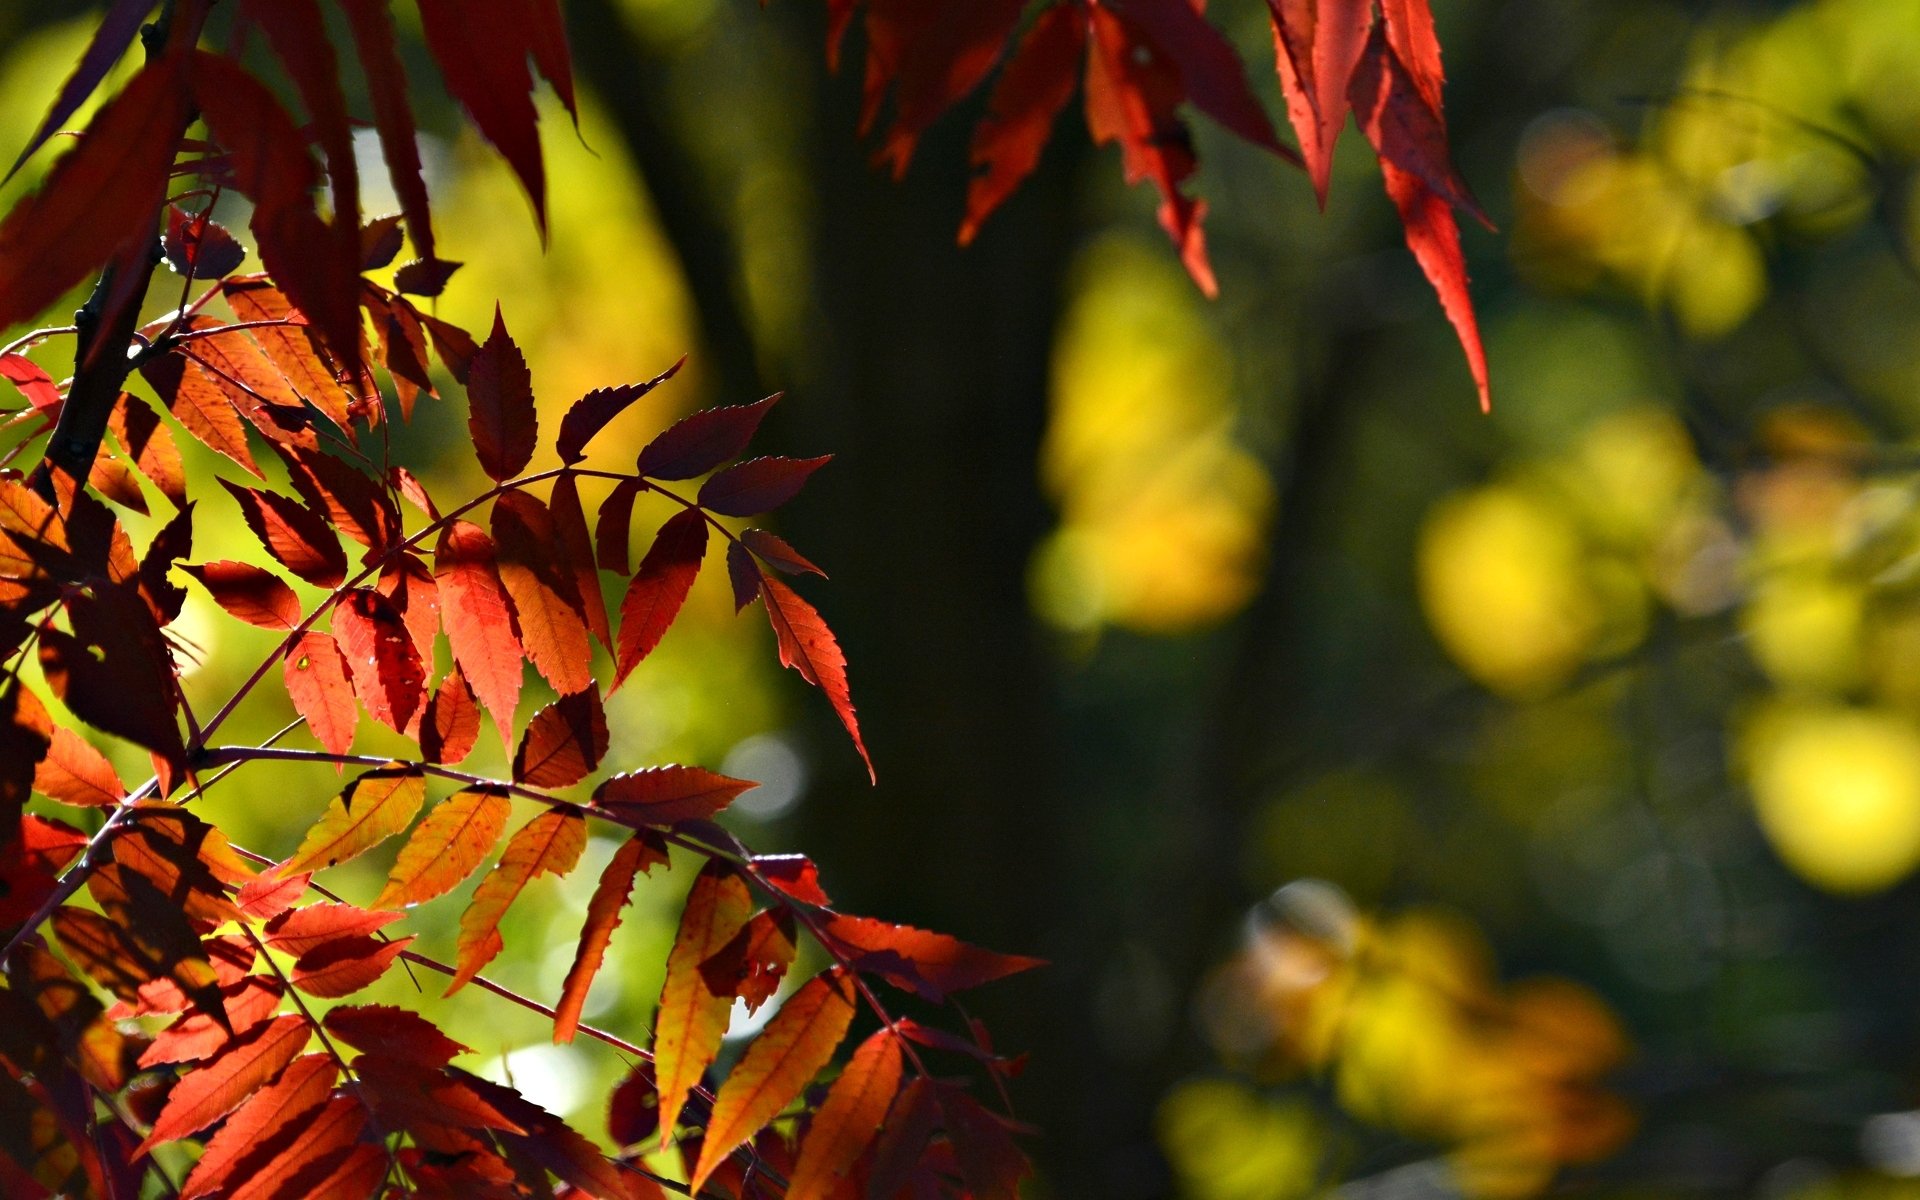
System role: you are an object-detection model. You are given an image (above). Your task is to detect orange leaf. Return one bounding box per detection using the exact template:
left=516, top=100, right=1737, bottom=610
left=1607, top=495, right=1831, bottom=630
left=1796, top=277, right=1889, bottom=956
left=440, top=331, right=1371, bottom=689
left=137, top=1013, right=312, bottom=1152
left=553, top=831, right=667, bottom=1044
left=374, top=787, right=512, bottom=910
left=786, top=1030, right=904, bottom=1200
left=109, top=392, right=186, bottom=509
left=176, top=1054, right=338, bottom=1200
left=140, top=976, right=284, bottom=1067
left=591, top=764, right=757, bottom=828
left=290, top=933, right=414, bottom=998
left=219, top=1095, right=367, bottom=1200
left=220, top=479, right=346, bottom=588
left=447, top=808, right=587, bottom=994
left=435, top=519, right=524, bottom=750
left=494, top=490, right=594, bottom=696
left=279, top=764, right=424, bottom=875
left=32, top=725, right=124, bottom=807
left=549, top=471, right=612, bottom=650
left=759, top=573, right=873, bottom=781
left=654, top=860, right=751, bottom=1145
left=613, top=508, right=707, bottom=687
left=262, top=901, right=405, bottom=957
left=332, top=587, right=426, bottom=734
left=419, top=663, right=481, bottom=765
left=283, top=632, right=357, bottom=758
left=819, top=914, right=1043, bottom=1002
left=960, top=3, right=1084, bottom=242
left=181, top=560, right=301, bottom=630
left=465, top=306, right=537, bottom=480
left=324, top=1004, right=469, bottom=1068
left=514, top=688, right=607, bottom=788
left=688, top=969, right=857, bottom=1194
left=221, top=276, right=361, bottom=432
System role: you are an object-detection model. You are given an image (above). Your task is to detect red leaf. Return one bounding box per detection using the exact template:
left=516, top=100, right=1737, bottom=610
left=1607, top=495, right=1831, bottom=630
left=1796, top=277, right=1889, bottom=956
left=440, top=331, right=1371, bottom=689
left=137, top=1013, right=312, bottom=1153
left=467, top=306, right=538, bottom=480
left=634, top=393, right=779, bottom=480
left=0, top=353, right=60, bottom=414
left=140, top=346, right=263, bottom=478
left=1114, top=0, right=1289, bottom=156
left=1268, top=0, right=1372, bottom=204
left=654, top=861, right=751, bottom=1145
left=417, top=0, right=548, bottom=228
left=40, top=583, right=184, bottom=766
left=332, top=587, right=427, bottom=734
left=177, top=1053, right=336, bottom=1200
left=163, top=204, right=248, bottom=279
left=754, top=854, right=833, bottom=907
left=859, top=0, right=1027, bottom=178
left=109, top=393, right=186, bottom=509
left=221, top=1099, right=372, bottom=1200
left=613, top=508, right=707, bottom=688
left=435, top=520, right=525, bottom=750
left=7, top=0, right=155, bottom=179
left=697, top=455, right=831, bottom=517
left=818, top=914, right=1042, bottom=1002
left=740, top=528, right=827, bottom=578
left=235, top=871, right=310, bottom=922
left=961, top=4, right=1086, bottom=245
left=786, top=1030, right=903, bottom=1200
left=592, top=765, right=757, bottom=828
left=375, top=786, right=513, bottom=910
left=550, top=472, right=612, bottom=650
left=725, top=540, right=761, bottom=612
left=341, top=0, right=436, bottom=263
left=420, top=665, right=482, bottom=766
left=0, top=55, right=187, bottom=332
left=193, top=54, right=360, bottom=372
left=556, top=357, right=686, bottom=464
left=32, top=726, right=125, bottom=807
left=221, top=479, right=346, bottom=588
left=1083, top=4, right=1216, bottom=296
left=493, top=490, right=593, bottom=696
left=594, top=476, right=645, bottom=573
left=263, top=902, right=405, bottom=958
left=324, top=1004, right=470, bottom=1068
left=553, top=831, right=667, bottom=1044
left=1381, top=159, right=1489, bottom=412
left=447, top=808, right=587, bottom=994
left=286, top=446, right=403, bottom=553
left=758, top=574, right=873, bottom=781
left=1347, top=28, right=1483, bottom=221
left=283, top=632, right=358, bottom=758
left=363, top=285, right=436, bottom=417
left=1380, top=0, right=1445, bottom=112
left=377, top=552, right=440, bottom=663
left=221, top=276, right=362, bottom=433
left=688, top=969, right=856, bottom=1194
left=140, top=977, right=284, bottom=1067
left=0, top=815, right=84, bottom=929
left=935, top=1084, right=1030, bottom=1200
left=698, top=909, right=796, bottom=1014
left=279, top=765, right=425, bottom=876
left=514, top=688, right=608, bottom=787
left=291, top=933, right=414, bottom=998
left=182, top=560, right=301, bottom=630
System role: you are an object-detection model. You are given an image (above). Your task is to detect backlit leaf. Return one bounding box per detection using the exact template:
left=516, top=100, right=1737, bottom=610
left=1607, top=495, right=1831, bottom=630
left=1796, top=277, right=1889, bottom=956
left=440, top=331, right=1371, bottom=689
left=961, top=4, right=1086, bottom=244
left=556, top=357, right=685, bottom=464
left=688, top=969, right=857, bottom=1193
left=654, top=861, right=752, bottom=1144
left=419, top=665, right=482, bottom=766
left=417, top=0, right=548, bottom=228
left=220, top=480, right=346, bottom=589
left=177, top=1053, right=336, bottom=1200
left=759, top=574, right=873, bottom=781
left=741, top=528, right=827, bottom=578
left=108, top=393, right=186, bottom=508
left=592, top=765, right=757, bottom=828
left=447, top=808, right=587, bottom=994
left=283, top=632, right=357, bottom=758
left=7, top=0, right=155, bottom=179
left=634, top=394, right=779, bottom=480
left=697, top=455, right=832, bottom=517
left=262, top=902, right=405, bottom=958
left=514, top=688, right=608, bottom=788
left=290, top=933, right=414, bottom=998
left=786, top=1030, right=903, bottom=1200
left=550, top=472, right=611, bottom=650
left=553, top=831, right=668, bottom=1044
left=819, top=914, right=1042, bottom=1002
left=323, top=1004, right=470, bottom=1068
left=435, top=520, right=524, bottom=750
left=493, top=491, right=593, bottom=696
left=466, top=305, right=537, bottom=481
left=340, top=0, right=436, bottom=263
left=32, top=726, right=124, bottom=807
left=332, top=587, right=426, bottom=734
left=374, top=787, right=513, bottom=911
left=280, top=765, right=425, bottom=875
left=594, top=476, right=645, bottom=574
left=137, top=1013, right=312, bottom=1152
left=182, top=560, right=301, bottom=630
left=698, top=908, right=796, bottom=1014
left=613, top=508, right=706, bottom=687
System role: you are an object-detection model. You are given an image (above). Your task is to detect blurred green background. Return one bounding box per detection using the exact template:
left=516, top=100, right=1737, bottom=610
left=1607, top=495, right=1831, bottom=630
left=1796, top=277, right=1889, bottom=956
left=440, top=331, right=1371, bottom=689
left=11, top=0, right=1920, bottom=1195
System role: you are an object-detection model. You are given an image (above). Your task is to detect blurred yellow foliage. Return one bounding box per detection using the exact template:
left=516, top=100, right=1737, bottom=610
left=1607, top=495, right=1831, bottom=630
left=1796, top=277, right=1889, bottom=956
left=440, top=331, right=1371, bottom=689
left=1183, top=884, right=1633, bottom=1199
left=1032, top=237, right=1274, bottom=635
left=1157, top=1081, right=1323, bottom=1200
left=1744, top=703, right=1920, bottom=893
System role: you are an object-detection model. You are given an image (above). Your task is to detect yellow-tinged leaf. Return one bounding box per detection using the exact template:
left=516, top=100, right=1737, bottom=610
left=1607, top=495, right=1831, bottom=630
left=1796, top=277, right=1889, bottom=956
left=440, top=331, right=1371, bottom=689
left=373, top=787, right=512, bottom=909
left=654, top=861, right=751, bottom=1146
left=445, top=808, right=586, bottom=994
left=279, top=764, right=424, bottom=875
left=787, top=1029, right=904, bottom=1200
left=554, top=831, right=666, bottom=1044
left=689, top=969, right=857, bottom=1193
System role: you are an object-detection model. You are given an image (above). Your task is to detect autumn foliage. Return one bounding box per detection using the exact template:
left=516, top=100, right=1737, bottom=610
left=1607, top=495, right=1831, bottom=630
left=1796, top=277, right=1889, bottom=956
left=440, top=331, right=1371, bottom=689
left=0, top=0, right=1480, bottom=1197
